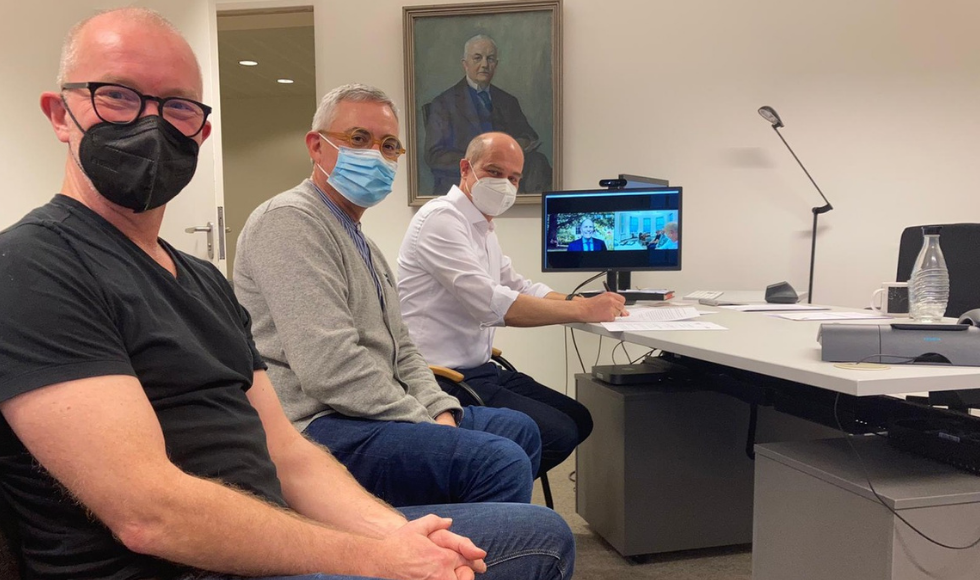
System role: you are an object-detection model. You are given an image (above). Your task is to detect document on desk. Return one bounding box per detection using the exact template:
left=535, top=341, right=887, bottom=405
left=601, top=307, right=726, bottom=331
left=773, top=311, right=892, bottom=321
left=719, top=304, right=830, bottom=312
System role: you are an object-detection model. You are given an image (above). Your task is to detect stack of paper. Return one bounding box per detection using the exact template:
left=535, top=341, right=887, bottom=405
left=719, top=304, right=829, bottom=312
left=600, top=306, right=727, bottom=331
left=773, top=311, right=891, bottom=321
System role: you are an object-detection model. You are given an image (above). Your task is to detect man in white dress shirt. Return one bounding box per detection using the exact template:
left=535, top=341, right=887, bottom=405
left=397, top=132, right=627, bottom=478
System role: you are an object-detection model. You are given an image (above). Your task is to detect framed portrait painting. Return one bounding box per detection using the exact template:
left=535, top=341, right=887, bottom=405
left=403, top=0, right=562, bottom=206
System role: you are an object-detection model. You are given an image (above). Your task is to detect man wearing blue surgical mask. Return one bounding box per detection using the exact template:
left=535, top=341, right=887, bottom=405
left=398, top=132, right=626, bottom=483
left=234, top=84, right=544, bottom=509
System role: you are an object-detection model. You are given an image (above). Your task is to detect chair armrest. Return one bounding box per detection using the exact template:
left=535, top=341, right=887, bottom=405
left=429, top=365, right=486, bottom=406
left=430, top=365, right=464, bottom=383
left=490, top=348, right=516, bottom=373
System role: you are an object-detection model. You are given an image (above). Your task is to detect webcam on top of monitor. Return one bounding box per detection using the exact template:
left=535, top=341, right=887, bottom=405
left=598, top=178, right=628, bottom=189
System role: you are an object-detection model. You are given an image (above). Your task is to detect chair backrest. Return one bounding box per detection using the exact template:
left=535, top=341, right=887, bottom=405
left=0, top=491, right=23, bottom=579
left=896, top=223, right=980, bottom=318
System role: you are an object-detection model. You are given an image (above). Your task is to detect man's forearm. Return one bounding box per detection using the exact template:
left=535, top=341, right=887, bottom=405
left=275, top=435, right=407, bottom=538
left=246, top=374, right=407, bottom=539
left=121, top=469, right=388, bottom=578
left=503, top=294, right=583, bottom=327
left=504, top=292, right=627, bottom=326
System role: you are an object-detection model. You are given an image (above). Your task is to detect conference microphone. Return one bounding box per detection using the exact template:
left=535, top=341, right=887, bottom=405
left=758, top=105, right=833, bottom=303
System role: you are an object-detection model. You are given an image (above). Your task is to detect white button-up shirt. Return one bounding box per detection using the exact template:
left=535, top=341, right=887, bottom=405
left=398, top=185, right=553, bottom=369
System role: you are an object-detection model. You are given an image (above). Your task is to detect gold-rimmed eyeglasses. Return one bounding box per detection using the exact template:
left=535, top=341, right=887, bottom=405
left=321, top=127, right=406, bottom=161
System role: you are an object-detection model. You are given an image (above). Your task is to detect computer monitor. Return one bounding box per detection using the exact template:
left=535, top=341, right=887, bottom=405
left=542, top=186, right=682, bottom=290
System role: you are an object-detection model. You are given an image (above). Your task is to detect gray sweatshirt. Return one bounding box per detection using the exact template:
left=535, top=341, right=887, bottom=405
left=234, top=179, right=461, bottom=432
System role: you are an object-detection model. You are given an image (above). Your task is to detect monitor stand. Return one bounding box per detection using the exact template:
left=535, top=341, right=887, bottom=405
left=607, top=270, right=631, bottom=292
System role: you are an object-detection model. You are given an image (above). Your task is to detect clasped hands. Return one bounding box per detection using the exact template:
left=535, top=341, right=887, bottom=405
left=383, top=514, right=487, bottom=580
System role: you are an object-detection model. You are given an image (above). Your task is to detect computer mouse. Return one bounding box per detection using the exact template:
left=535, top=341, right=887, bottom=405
left=957, top=308, right=980, bottom=326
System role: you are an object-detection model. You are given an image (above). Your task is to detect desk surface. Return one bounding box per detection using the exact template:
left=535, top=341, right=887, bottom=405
left=568, top=305, right=980, bottom=397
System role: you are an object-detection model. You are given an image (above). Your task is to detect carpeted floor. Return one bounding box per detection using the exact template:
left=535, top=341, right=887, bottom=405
left=532, top=453, right=752, bottom=580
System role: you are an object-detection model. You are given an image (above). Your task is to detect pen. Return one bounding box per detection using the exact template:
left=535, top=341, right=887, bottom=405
left=603, top=281, right=611, bottom=292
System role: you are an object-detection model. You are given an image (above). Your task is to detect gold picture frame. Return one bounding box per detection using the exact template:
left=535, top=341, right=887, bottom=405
left=403, top=0, right=562, bottom=206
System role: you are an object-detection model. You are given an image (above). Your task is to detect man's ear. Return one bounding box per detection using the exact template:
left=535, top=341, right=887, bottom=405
left=199, top=120, right=212, bottom=142
left=40, top=92, right=73, bottom=143
left=459, top=158, right=472, bottom=178
left=305, top=131, right=322, bottom=160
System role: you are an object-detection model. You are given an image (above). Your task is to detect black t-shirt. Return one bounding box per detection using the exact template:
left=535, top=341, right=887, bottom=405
left=0, top=196, right=286, bottom=580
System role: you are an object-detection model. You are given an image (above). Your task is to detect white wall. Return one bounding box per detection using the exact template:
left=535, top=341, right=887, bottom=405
left=221, top=95, right=316, bottom=275
left=6, top=0, right=979, bottom=394
left=296, top=0, right=980, bottom=390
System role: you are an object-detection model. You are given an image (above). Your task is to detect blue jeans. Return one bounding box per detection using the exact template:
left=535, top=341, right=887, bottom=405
left=447, top=363, right=593, bottom=478
left=193, top=503, right=574, bottom=580
left=303, top=406, right=541, bottom=506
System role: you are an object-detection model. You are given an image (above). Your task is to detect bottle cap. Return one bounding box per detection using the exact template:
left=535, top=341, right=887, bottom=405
left=921, top=225, right=942, bottom=236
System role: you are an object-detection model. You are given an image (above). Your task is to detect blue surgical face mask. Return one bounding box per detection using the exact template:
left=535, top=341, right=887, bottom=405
left=317, top=134, right=398, bottom=208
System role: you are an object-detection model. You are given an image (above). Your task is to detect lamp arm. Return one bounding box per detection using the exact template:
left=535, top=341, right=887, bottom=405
left=773, top=125, right=833, bottom=211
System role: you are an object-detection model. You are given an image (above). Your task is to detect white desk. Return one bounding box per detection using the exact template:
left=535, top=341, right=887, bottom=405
left=569, top=304, right=980, bottom=566
left=568, top=305, right=980, bottom=396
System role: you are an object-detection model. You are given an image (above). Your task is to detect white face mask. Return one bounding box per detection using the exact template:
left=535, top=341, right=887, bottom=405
left=469, top=176, right=517, bottom=217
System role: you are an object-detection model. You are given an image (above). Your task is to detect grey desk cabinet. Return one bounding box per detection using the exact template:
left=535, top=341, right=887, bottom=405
left=574, top=374, right=838, bottom=557
left=753, top=438, right=980, bottom=580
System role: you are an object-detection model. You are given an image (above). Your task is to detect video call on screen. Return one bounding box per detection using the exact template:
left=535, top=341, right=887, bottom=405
left=543, top=188, right=682, bottom=272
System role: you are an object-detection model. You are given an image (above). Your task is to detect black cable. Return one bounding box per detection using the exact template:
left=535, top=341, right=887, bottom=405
left=630, top=348, right=656, bottom=364
left=566, top=271, right=608, bottom=299
left=569, top=328, right=586, bottom=374
left=565, top=271, right=611, bottom=375
left=562, top=327, right=571, bottom=397
left=745, top=403, right=758, bottom=460
left=612, top=341, right=628, bottom=365
left=620, top=342, right=634, bottom=364
left=861, top=354, right=918, bottom=365
left=593, top=336, right=603, bottom=368
left=833, top=392, right=980, bottom=550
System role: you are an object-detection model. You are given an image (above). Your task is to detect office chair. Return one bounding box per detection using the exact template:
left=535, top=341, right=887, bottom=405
left=430, top=348, right=555, bottom=510
left=897, top=223, right=980, bottom=412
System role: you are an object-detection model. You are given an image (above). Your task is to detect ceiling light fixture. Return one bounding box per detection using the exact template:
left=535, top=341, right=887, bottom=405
left=277, top=78, right=294, bottom=84
left=238, top=60, right=258, bottom=66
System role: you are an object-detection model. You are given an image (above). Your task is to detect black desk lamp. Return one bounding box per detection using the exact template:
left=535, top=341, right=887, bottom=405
left=758, top=105, right=833, bottom=304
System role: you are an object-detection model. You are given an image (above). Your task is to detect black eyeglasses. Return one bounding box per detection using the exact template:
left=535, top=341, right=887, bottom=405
left=61, top=82, right=212, bottom=137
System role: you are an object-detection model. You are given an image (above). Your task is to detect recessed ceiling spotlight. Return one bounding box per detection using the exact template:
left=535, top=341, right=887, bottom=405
left=277, top=78, right=294, bottom=84
left=238, top=60, right=258, bottom=66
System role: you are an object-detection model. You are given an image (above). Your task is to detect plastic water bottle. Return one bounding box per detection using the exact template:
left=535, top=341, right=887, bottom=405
left=908, top=226, right=949, bottom=322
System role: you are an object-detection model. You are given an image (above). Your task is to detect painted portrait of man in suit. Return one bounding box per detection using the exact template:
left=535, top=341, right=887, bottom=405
left=423, top=34, right=552, bottom=195
left=404, top=3, right=559, bottom=205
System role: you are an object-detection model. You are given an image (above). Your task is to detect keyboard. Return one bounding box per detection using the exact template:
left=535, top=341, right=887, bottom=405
left=683, top=290, right=724, bottom=301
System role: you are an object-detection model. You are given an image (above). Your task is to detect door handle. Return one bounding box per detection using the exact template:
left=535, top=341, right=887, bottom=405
left=184, top=222, right=214, bottom=259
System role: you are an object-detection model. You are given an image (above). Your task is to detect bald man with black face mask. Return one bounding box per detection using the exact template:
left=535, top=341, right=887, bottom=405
left=0, top=9, right=574, bottom=580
